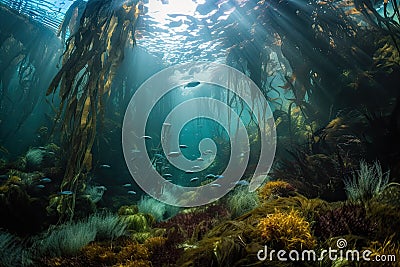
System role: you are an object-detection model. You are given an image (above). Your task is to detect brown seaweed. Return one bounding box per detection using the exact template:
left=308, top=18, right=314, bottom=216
left=46, top=0, right=141, bottom=221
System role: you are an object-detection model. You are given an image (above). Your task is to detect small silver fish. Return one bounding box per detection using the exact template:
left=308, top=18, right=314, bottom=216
left=202, top=149, right=213, bottom=155
left=210, top=183, right=221, bottom=187
left=192, top=166, right=201, bottom=170
left=142, top=135, right=152, bottom=140
left=196, top=157, right=204, bottom=161
left=184, top=81, right=201, bottom=88
left=185, top=170, right=195, bottom=174
left=36, top=184, right=45, bottom=189
left=127, top=190, right=137, bottom=195
left=100, top=164, right=111, bottom=169
left=123, top=183, right=132, bottom=188
left=163, top=122, right=172, bottom=127
left=168, top=152, right=181, bottom=157
left=215, top=175, right=224, bottom=179
left=163, top=174, right=173, bottom=178
left=205, top=174, right=215, bottom=179
left=59, top=190, right=74, bottom=195
left=233, top=180, right=250, bottom=186
left=40, top=178, right=52, bottom=183
left=179, top=144, right=188, bottom=148
left=190, top=177, right=199, bottom=182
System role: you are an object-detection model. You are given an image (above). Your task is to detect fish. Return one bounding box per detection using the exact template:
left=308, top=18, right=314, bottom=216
left=202, top=149, right=214, bottom=155
left=163, top=174, right=173, bottom=177
left=184, top=81, right=201, bottom=88
left=36, top=185, right=45, bottom=189
left=123, top=183, right=132, bottom=187
left=192, top=166, right=201, bottom=170
left=142, top=135, right=152, bottom=140
left=215, top=175, right=224, bottom=179
left=100, top=164, right=111, bottom=169
left=47, top=151, right=55, bottom=155
left=168, top=152, right=181, bottom=157
left=163, top=122, right=172, bottom=127
left=232, top=180, right=250, bottom=186
left=40, top=178, right=52, bottom=183
left=196, top=157, right=204, bottom=161
left=205, top=174, right=215, bottom=179
left=131, top=149, right=141, bottom=153
left=59, top=190, right=74, bottom=195
left=190, top=177, right=199, bottom=182
left=210, top=183, right=221, bottom=187
left=154, top=153, right=164, bottom=158
left=179, top=144, right=188, bottom=148
left=127, top=191, right=137, bottom=195
left=185, top=170, right=195, bottom=174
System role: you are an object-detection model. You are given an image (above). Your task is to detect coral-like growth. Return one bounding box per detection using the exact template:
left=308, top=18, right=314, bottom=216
left=33, top=213, right=127, bottom=257
left=344, top=160, right=390, bottom=203
left=81, top=238, right=150, bottom=267
left=118, top=205, right=139, bottom=216
left=257, top=180, right=295, bottom=201
left=0, top=231, right=31, bottom=267
left=138, top=196, right=179, bottom=222
left=315, top=204, right=376, bottom=239
left=226, top=187, right=259, bottom=218
left=257, top=209, right=316, bottom=250
left=156, top=204, right=230, bottom=240
left=123, top=213, right=154, bottom=232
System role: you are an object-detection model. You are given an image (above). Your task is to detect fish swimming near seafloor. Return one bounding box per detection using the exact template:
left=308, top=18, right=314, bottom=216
left=59, top=190, right=74, bottom=195
left=168, top=151, right=181, bottom=157
left=100, top=164, right=111, bottom=169
left=232, top=180, right=250, bottom=186
left=40, top=178, right=52, bottom=183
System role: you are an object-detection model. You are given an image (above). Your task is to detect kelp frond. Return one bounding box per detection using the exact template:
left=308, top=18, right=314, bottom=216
left=47, top=0, right=141, bottom=221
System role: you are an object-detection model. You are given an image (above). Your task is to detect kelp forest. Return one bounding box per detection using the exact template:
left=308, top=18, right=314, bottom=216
left=0, top=0, right=400, bottom=266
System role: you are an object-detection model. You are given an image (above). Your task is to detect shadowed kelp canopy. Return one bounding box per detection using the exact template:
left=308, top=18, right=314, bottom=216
left=46, top=0, right=141, bottom=221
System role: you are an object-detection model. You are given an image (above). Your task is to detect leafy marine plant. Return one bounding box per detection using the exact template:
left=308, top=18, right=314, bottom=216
left=46, top=0, right=142, bottom=221
left=257, top=209, right=316, bottom=250
left=344, top=160, right=390, bottom=203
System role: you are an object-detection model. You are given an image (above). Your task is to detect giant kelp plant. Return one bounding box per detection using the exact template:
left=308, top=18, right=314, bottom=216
left=45, top=0, right=141, bottom=221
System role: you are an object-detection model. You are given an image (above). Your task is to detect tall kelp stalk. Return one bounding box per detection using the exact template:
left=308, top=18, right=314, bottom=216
left=46, top=0, right=141, bottom=221
left=0, top=5, right=62, bottom=143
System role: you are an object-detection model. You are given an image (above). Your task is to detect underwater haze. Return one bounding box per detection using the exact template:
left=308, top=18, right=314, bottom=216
left=1, top=0, right=400, bottom=266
